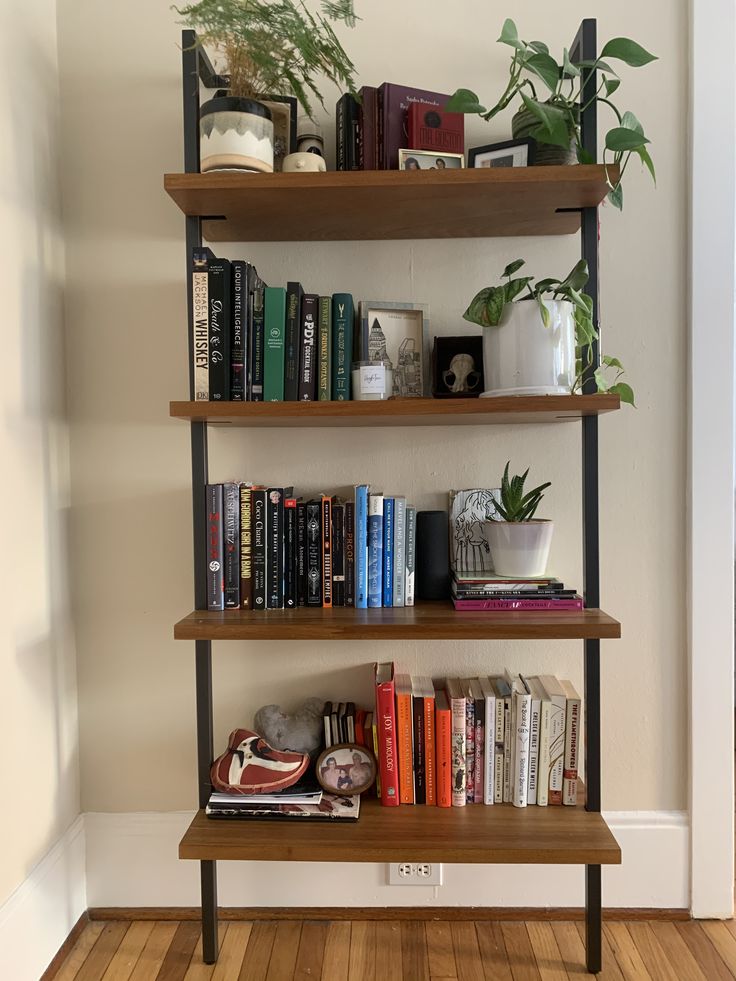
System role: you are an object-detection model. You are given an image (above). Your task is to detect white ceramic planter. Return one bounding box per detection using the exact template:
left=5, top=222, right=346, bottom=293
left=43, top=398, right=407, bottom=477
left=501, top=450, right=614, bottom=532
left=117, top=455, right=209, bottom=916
left=481, top=298, right=576, bottom=397
left=487, top=520, right=554, bottom=578
left=200, top=96, right=274, bottom=174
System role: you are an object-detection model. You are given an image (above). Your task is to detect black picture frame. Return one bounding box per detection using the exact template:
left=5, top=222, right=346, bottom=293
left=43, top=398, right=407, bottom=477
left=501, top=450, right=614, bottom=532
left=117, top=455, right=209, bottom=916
left=258, top=94, right=298, bottom=171
left=431, top=335, right=484, bottom=399
left=468, top=138, right=536, bottom=169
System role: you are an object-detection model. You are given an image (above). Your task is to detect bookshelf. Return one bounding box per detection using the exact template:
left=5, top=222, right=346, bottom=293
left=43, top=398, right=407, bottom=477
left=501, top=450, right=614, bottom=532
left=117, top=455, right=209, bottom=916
left=172, top=18, right=616, bottom=974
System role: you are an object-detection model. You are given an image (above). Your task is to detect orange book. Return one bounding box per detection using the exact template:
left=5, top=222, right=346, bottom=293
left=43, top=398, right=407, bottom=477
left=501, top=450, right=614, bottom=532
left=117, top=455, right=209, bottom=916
left=321, top=495, right=332, bottom=607
left=422, top=677, right=436, bottom=805
left=395, top=673, right=415, bottom=804
left=434, top=687, right=452, bottom=807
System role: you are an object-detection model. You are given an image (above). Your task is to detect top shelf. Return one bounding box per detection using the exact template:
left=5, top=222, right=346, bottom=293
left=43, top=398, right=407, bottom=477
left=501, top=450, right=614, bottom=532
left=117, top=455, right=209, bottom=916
left=163, top=165, right=615, bottom=242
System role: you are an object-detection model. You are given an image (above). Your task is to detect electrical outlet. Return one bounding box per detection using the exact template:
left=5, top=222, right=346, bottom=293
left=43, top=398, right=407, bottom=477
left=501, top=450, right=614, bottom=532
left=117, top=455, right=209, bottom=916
left=388, top=863, right=443, bottom=886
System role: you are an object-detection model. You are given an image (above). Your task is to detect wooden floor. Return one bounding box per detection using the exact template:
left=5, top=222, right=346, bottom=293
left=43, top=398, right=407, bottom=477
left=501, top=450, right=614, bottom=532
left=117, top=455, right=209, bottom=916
left=48, top=916, right=736, bottom=980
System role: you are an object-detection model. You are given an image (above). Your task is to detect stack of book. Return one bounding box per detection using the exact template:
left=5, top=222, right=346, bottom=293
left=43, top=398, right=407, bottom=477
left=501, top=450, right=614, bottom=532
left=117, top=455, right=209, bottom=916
left=205, top=784, right=360, bottom=822
left=374, top=663, right=581, bottom=809
left=322, top=701, right=373, bottom=749
left=452, top=572, right=584, bottom=611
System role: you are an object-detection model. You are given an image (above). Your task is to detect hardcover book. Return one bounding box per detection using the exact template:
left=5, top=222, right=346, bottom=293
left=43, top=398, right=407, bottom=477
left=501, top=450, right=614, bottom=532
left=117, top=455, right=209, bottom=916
left=284, top=497, right=297, bottom=609
left=321, top=495, right=333, bottom=608
left=264, top=287, right=287, bottom=402
left=382, top=497, right=394, bottom=607
left=392, top=497, right=406, bottom=607
left=206, top=484, right=224, bottom=611
left=336, top=93, right=360, bottom=170
left=405, top=506, right=416, bottom=606
left=250, top=284, right=266, bottom=401
left=561, top=680, right=581, bottom=805
left=511, top=682, right=532, bottom=808
left=434, top=688, right=452, bottom=807
left=230, top=260, right=248, bottom=401
left=367, top=493, right=384, bottom=608
left=251, top=488, right=267, bottom=610
left=407, top=101, right=464, bottom=155
left=479, top=678, right=497, bottom=805
left=208, top=258, right=231, bottom=400
left=469, top=679, right=484, bottom=804
left=331, top=500, right=345, bottom=607
left=412, top=677, right=426, bottom=805
left=318, top=297, right=332, bottom=401
left=306, top=500, right=322, bottom=606
left=191, top=247, right=212, bottom=401
left=463, top=679, right=475, bottom=805
left=239, top=483, right=253, bottom=609
left=422, top=677, right=436, bottom=806
left=377, top=83, right=451, bottom=170
left=358, top=85, right=378, bottom=170
left=374, top=662, right=399, bottom=806
left=345, top=500, right=355, bottom=607
left=266, top=487, right=287, bottom=609
left=395, top=673, right=415, bottom=804
left=223, top=482, right=240, bottom=609
left=354, top=485, right=369, bottom=609
left=296, top=500, right=307, bottom=607
left=284, top=282, right=304, bottom=401
left=538, top=675, right=567, bottom=806
left=524, top=676, right=544, bottom=805
left=446, top=678, right=467, bottom=806
left=298, top=294, right=319, bottom=401
left=331, top=293, right=354, bottom=400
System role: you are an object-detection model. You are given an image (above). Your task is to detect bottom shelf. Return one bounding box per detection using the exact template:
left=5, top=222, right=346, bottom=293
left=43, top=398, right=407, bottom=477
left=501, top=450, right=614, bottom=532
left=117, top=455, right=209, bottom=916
left=179, top=797, right=621, bottom=866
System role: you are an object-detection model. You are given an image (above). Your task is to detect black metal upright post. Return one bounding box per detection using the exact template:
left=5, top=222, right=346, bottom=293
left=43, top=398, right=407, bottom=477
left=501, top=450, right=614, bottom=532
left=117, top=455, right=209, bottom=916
left=570, top=18, right=602, bottom=975
left=182, top=29, right=219, bottom=964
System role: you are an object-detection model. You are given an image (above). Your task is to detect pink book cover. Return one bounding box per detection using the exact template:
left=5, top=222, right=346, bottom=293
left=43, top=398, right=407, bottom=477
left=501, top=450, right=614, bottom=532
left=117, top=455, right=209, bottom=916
left=378, top=83, right=451, bottom=169
left=453, top=597, right=584, bottom=611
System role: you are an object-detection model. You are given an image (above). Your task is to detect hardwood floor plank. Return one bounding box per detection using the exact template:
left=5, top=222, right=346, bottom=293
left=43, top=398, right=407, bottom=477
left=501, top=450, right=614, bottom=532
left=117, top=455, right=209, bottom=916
left=475, top=922, right=512, bottom=981
left=675, top=922, right=735, bottom=981
left=525, top=922, right=568, bottom=981
left=698, top=921, right=736, bottom=975
left=549, top=923, right=586, bottom=977
left=265, top=921, right=302, bottom=980
left=182, top=925, right=229, bottom=980
left=74, top=923, right=129, bottom=981
left=211, top=924, right=252, bottom=981
left=648, top=923, right=708, bottom=981
left=128, top=924, right=180, bottom=981
left=101, top=922, right=155, bottom=981
left=573, top=922, right=625, bottom=981
left=603, top=924, right=652, bottom=981
left=450, top=922, right=485, bottom=981
left=401, top=921, right=430, bottom=981
left=239, top=922, right=277, bottom=981
left=374, top=921, right=403, bottom=981
left=623, top=923, right=681, bottom=981
left=425, top=921, right=457, bottom=979
left=54, top=921, right=106, bottom=981
left=293, top=921, right=327, bottom=978
left=348, top=921, right=376, bottom=981
left=500, top=924, right=541, bottom=981
left=155, top=922, right=201, bottom=981
left=322, top=921, right=351, bottom=981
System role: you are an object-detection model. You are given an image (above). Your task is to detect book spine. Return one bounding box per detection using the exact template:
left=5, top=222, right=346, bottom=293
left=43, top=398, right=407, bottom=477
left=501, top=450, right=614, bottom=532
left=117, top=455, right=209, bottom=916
left=548, top=697, right=566, bottom=805
left=284, top=497, right=297, bottom=609
left=208, top=258, right=231, bottom=400
left=412, top=693, right=425, bottom=805
left=367, top=494, right=384, bottom=608
left=512, top=692, right=532, bottom=808
left=563, top=693, right=581, bottom=805
left=396, top=688, right=414, bottom=804
left=296, top=501, right=307, bottom=607
left=251, top=489, right=267, bottom=610
left=473, top=697, right=484, bottom=804
left=527, top=696, right=541, bottom=805
left=266, top=488, right=284, bottom=609
left=452, top=587, right=577, bottom=599
left=331, top=502, right=345, bottom=607
left=206, top=484, right=224, bottom=611
left=331, top=293, right=354, bottom=400
left=298, top=294, right=318, bottom=401
left=405, top=506, right=416, bottom=607
left=377, top=85, right=385, bottom=169
left=306, top=500, right=322, bottom=606
left=336, top=93, right=347, bottom=170
left=321, top=495, right=332, bottom=608
left=465, top=696, right=475, bottom=804
left=494, top=696, right=504, bottom=804
left=502, top=697, right=512, bottom=803
left=284, top=282, right=303, bottom=401
left=355, top=485, right=369, bottom=609
left=424, top=693, right=436, bottom=805
left=191, top=248, right=209, bottom=400
left=537, top=701, right=551, bottom=806
left=382, top=498, right=394, bottom=607
left=230, top=260, right=247, bottom=400
left=392, top=497, right=406, bottom=607
left=239, top=484, right=253, bottom=609
left=223, top=482, right=240, bottom=609
left=483, top=693, right=495, bottom=805
left=358, top=86, right=377, bottom=170
left=375, top=673, right=399, bottom=806
left=318, top=297, right=332, bottom=400
left=450, top=693, right=466, bottom=806
left=452, top=597, right=584, bottom=611
left=372, top=722, right=381, bottom=797
left=345, top=501, right=355, bottom=607
left=250, top=285, right=265, bottom=401
left=436, top=702, right=452, bottom=807
left=264, top=287, right=286, bottom=402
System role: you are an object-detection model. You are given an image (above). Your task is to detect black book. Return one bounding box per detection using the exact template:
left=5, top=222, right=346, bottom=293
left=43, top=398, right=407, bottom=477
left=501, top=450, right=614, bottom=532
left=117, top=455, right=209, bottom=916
left=284, top=282, right=304, bottom=401
left=223, top=482, right=240, bottom=608
left=413, top=685, right=426, bottom=804
left=332, top=500, right=345, bottom=607
left=345, top=500, right=355, bottom=607
left=250, top=283, right=266, bottom=401
left=208, top=258, right=231, bottom=400
left=298, top=294, right=319, bottom=401
left=306, top=499, right=322, bottom=606
left=252, top=488, right=267, bottom=610
left=230, top=261, right=248, bottom=401
left=336, top=93, right=360, bottom=171
left=296, top=500, right=307, bottom=607
left=206, top=484, right=224, bottom=611
left=267, top=488, right=286, bottom=610
left=284, top=495, right=298, bottom=609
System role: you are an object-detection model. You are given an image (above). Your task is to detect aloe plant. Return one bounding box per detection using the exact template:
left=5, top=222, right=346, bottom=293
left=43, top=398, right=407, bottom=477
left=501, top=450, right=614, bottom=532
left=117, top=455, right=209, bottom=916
left=495, top=462, right=551, bottom=522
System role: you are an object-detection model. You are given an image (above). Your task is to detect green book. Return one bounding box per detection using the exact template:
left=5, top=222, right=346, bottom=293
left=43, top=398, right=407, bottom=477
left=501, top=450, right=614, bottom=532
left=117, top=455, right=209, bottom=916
left=318, top=296, right=332, bottom=401
left=264, top=286, right=287, bottom=402
left=331, top=293, right=354, bottom=401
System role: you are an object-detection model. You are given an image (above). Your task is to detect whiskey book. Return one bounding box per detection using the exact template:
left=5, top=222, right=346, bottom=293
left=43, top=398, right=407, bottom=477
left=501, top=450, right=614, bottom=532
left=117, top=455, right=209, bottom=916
left=190, top=247, right=212, bottom=401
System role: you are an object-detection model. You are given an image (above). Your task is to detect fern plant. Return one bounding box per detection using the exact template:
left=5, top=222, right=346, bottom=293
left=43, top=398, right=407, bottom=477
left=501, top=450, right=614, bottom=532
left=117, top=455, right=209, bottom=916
left=174, top=0, right=359, bottom=117
left=495, top=462, right=551, bottom=522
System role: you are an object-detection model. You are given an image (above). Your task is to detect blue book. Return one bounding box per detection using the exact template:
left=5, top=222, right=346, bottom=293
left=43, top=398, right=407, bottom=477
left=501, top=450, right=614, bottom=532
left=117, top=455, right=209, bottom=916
left=367, top=493, right=384, bottom=608
left=355, top=484, right=369, bottom=609
left=392, top=497, right=407, bottom=607
left=382, top=498, right=394, bottom=607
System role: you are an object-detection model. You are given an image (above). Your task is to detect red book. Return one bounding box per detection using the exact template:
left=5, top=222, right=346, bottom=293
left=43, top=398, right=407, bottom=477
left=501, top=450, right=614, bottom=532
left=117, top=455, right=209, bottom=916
left=453, top=597, right=584, bottom=611
left=407, top=102, right=464, bottom=156
left=354, top=708, right=366, bottom=746
left=377, top=83, right=451, bottom=170
left=374, top=662, right=400, bottom=806
left=434, top=688, right=452, bottom=808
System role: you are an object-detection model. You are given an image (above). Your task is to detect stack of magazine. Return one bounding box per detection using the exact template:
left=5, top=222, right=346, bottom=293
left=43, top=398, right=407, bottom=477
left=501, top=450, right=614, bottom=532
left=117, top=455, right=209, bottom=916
left=205, top=780, right=360, bottom=822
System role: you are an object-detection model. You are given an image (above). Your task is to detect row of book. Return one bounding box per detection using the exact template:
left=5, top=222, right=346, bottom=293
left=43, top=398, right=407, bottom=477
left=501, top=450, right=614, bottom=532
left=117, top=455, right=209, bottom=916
left=374, top=663, right=581, bottom=808
left=206, top=483, right=417, bottom=611
left=451, top=570, right=584, bottom=612
left=191, top=248, right=354, bottom=402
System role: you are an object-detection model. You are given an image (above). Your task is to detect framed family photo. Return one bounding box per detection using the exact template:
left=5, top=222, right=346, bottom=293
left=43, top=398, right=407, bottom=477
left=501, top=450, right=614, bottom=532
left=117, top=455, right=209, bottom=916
left=358, top=301, right=430, bottom=397
left=398, top=149, right=464, bottom=171
left=315, top=743, right=376, bottom=796
left=468, top=138, right=536, bottom=169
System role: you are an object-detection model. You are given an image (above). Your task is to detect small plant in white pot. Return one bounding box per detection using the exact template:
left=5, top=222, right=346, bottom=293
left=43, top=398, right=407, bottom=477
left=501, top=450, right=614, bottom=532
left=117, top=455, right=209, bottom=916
left=487, top=462, right=553, bottom=578
left=463, top=258, right=634, bottom=404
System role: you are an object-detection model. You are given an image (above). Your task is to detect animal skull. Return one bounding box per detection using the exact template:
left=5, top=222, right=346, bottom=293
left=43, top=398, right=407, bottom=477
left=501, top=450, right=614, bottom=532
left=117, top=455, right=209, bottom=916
left=443, top=353, right=478, bottom=393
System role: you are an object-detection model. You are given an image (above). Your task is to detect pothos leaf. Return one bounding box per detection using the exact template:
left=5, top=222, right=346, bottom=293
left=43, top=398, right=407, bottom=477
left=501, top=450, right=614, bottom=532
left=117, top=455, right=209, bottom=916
left=502, top=258, right=525, bottom=278
left=609, top=381, right=636, bottom=405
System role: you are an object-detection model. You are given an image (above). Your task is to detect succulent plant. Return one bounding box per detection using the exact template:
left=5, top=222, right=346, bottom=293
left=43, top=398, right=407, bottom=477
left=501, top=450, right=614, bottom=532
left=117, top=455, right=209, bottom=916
left=495, top=462, right=551, bottom=522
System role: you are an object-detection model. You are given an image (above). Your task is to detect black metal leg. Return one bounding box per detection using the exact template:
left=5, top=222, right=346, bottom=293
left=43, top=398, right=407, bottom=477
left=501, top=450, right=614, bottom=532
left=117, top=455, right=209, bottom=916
left=585, top=865, right=602, bottom=973
left=201, top=860, right=219, bottom=963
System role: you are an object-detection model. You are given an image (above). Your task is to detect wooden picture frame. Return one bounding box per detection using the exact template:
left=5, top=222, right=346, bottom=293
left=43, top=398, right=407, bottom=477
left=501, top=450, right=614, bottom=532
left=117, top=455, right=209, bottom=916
left=316, top=743, right=377, bottom=796
left=358, top=301, right=430, bottom=397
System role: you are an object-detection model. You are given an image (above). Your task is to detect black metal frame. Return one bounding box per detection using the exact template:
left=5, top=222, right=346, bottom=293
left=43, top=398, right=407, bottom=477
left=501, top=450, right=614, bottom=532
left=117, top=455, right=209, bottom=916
left=179, top=20, right=605, bottom=972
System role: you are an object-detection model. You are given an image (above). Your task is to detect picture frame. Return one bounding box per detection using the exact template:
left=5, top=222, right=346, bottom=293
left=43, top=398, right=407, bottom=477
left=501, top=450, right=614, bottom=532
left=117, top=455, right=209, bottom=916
left=398, top=149, right=464, bottom=171
left=431, top=336, right=484, bottom=399
left=258, top=94, right=298, bottom=172
left=468, top=138, right=536, bottom=169
left=315, top=743, right=377, bottom=796
left=358, top=301, right=430, bottom=397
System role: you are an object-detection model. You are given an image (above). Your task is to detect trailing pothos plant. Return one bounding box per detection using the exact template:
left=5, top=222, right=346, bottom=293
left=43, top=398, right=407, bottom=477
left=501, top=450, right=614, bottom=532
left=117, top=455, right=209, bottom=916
left=446, top=19, right=657, bottom=209
left=463, top=258, right=634, bottom=405
left=495, top=461, right=550, bottom=522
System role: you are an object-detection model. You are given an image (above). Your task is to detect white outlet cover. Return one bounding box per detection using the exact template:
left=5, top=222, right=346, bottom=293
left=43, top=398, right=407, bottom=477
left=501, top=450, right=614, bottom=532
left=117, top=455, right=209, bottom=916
left=388, top=863, right=443, bottom=886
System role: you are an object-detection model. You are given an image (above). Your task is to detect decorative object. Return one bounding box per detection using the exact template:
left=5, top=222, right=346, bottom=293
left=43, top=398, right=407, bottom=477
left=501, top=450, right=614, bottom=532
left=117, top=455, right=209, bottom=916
left=449, top=489, right=500, bottom=574
left=282, top=152, right=327, bottom=173
left=315, top=743, right=377, bottom=796
left=200, top=94, right=274, bottom=172
left=487, top=461, right=553, bottom=577
left=468, top=138, right=535, bottom=168
left=259, top=94, right=297, bottom=171
left=398, top=149, right=464, bottom=171
left=297, top=115, right=325, bottom=157
left=446, top=18, right=657, bottom=208
left=415, top=510, right=450, bottom=600
left=253, top=698, right=325, bottom=755
left=358, top=301, right=429, bottom=397
left=210, top=728, right=310, bottom=794
left=432, top=336, right=483, bottom=398
left=463, top=258, right=634, bottom=403
left=351, top=360, right=394, bottom=400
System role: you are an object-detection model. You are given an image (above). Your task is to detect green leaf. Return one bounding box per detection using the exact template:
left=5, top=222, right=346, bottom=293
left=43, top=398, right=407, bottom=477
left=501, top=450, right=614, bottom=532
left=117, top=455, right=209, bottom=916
left=600, top=37, right=657, bottom=67
left=525, top=53, right=561, bottom=92
left=594, top=366, right=610, bottom=392
left=463, top=287, right=499, bottom=327
left=562, top=48, right=580, bottom=77
left=534, top=277, right=561, bottom=293
left=635, top=144, right=656, bottom=183
left=620, top=110, right=644, bottom=134
left=609, top=381, right=636, bottom=406
left=504, top=276, right=534, bottom=303
left=520, top=92, right=571, bottom=148
left=536, top=295, right=551, bottom=327
left=577, top=146, right=595, bottom=165
left=602, top=355, right=624, bottom=370
left=445, top=88, right=487, bottom=114
left=577, top=59, right=618, bottom=75
left=562, top=259, right=589, bottom=292
left=608, top=183, right=624, bottom=209
left=605, top=126, right=650, bottom=151
left=498, top=18, right=524, bottom=50
left=528, top=40, right=549, bottom=54
left=604, top=77, right=621, bottom=96
left=502, top=258, right=525, bottom=278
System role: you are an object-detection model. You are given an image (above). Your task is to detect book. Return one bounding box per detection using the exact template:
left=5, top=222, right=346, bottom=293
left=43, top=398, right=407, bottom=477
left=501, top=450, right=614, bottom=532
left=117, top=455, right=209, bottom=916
left=239, top=483, right=253, bottom=609
left=523, top=676, right=543, bottom=805
left=354, top=484, right=369, bottom=609
left=561, top=680, right=581, bottom=805
left=367, top=493, right=384, bottom=608
left=358, top=85, right=378, bottom=170
left=336, top=92, right=360, bottom=170
left=337, top=702, right=347, bottom=741
left=206, top=484, right=224, bottom=610
left=284, top=282, right=304, bottom=401
left=452, top=571, right=556, bottom=585
left=284, top=496, right=297, bottom=609
left=266, top=488, right=287, bottom=609
left=223, top=482, right=240, bottom=609
left=395, top=673, right=415, bottom=804
left=452, top=587, right=577, bottom=600
left=463, top=679, right=475, bottom=804
left=378, top=83, right=451, bottom=170
left=345, top=702, right=356, bottom=741
left=382, top=497, right=394, bottom=607
left=445, top=678, right=466, bottom=806
left=412, top=677, right=426, bottom=804
left=330, top=706, right=340, bottom=745
left=374, top=662, right=399, bottom=806
left=209, top=786, right=322, bottom=806
left=452, top=597, right=584, bottom=611
left=405, top=506, right=416, bottom=607
left=318, top=296, right=332, bottom=400
left=407, top=101, right=464, bottom=155
left=206, top=793, right=360, bottom=821
left=345, top=501, right=355, bottom=607
left=230, top=260, right=248, bottom=401
left=355, top=709, right=366, bottom=746
left=469, top=679, right=485, bottom=804
left=536, top=680, right=552, bottom=807
left=331, top=500, right=345, bottom=607
left=323, top=701, right=333, bottom=748
left=321, top=495, right=333, bottom=608
left=434, top=688, right=452, bottom=807
left=264, top=286, right=286, bottom=402
left=296, top=500, right=307, bottom=607
left=511, top=678, right=532, bottom=808
left=490, top=677, right=509, bottom=804
left=422, top=677, right=436, bottom=806
left=251, top=488, right=267, bottom=610
left=392, top=497, right=407, bottom=607
left=479, top=678, right=497, bottom=805
left=538, top=675, right=567, bottom=806
left=332, top=293, right=354, bottom=400
left=298, top=293, right=319, bottom=401
left=250, top=283, right=266, bottom=401
left=191, top=247, right=211, bottom=400
left=208, top=257, right=231, bottom=400
left=502, top=683, right=512, bottom=803
left=306, top=500, right=322, bottom=607
left=372, top=720, right=381, bottom=797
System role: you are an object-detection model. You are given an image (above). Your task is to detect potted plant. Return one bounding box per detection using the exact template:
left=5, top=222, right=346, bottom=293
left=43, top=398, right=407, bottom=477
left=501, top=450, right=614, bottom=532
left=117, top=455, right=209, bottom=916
left=463, top=258, right=634, bottom=405
left=487, top=462, right=553, bottom=578
left=446, top=19, right=656, bottom=209
left=175, top=0, right=359, bottom=173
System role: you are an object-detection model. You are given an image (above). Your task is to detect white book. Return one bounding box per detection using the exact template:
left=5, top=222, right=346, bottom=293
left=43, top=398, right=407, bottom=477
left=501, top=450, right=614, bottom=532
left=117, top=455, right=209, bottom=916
left=479, top=678, right=496, bottom=805
left=523, top=676, right=544, bottom=805
left=560, top=680, right=582, bottom=805
left=512, top=688, right=532, bottom=807
left=392, top=497, right=407, bottom=607
left=538, top=675, right=567, bottom=805
left=404, top=506, right=416, bottom=606
left=490, top=677, right=510, bottom=804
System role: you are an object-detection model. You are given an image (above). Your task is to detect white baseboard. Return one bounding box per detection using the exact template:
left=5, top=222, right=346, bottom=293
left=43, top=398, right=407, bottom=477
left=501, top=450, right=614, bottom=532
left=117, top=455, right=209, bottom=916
left=84, top=809, right=689, bottom=910
left=0, top=816, right=87, bottom=981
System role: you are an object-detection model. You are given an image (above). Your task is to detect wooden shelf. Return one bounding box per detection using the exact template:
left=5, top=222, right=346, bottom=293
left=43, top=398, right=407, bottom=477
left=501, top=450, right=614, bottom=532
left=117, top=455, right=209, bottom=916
left=173, top=603, right=620, bottom=641
left=179, top=797, right=621, bottom=865
left=170, top=394, right=619, bottom=428
left=163, top=166, right=616, bottom=242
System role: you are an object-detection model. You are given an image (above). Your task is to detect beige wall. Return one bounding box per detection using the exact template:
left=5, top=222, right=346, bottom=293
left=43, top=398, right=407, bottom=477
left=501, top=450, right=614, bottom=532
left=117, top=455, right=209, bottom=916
left=58, top=0, right=687, bottom=815
left=0, top=0, right=79, bottom=904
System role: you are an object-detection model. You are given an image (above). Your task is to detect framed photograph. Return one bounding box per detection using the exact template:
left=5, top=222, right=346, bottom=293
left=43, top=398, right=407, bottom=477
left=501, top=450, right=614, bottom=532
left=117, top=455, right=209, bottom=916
left=258, top=94, right=298, bottom=172
left=431, top=335, right=484, bottom=399
left=468, top=138, right=535, bottom=169
left=315, top=743, right=377, bottom=796
left=398, top=149, right=464, bottom=171
left=358, top=301, right=430, bottom=397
